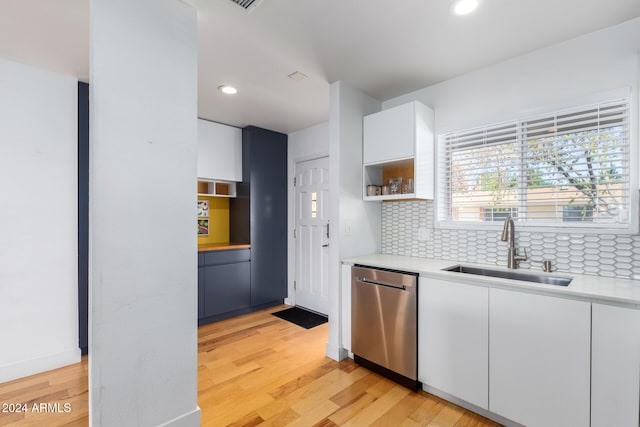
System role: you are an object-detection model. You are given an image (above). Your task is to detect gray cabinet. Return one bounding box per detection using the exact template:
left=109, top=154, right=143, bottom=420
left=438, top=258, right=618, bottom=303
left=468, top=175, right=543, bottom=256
left=231, top=126, right=287, bottom=307
left=198, top=248, right=251, bottom=324
left=198, top=264, right=205, bottom=319
left=204, top=262, right=250, bottom=317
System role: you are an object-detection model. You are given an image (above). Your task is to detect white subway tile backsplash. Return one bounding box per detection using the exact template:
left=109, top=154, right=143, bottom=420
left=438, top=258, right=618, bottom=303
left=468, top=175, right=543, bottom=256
left=382, top=200, right=640, bottom=279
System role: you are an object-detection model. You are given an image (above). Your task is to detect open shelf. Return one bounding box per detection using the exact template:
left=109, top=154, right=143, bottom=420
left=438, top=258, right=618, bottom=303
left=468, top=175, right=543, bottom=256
left=198, top=179, right=237, bottom=198
left=363, top=157, right=420, bottom=202
left=364, top=193, right=418, bottom=202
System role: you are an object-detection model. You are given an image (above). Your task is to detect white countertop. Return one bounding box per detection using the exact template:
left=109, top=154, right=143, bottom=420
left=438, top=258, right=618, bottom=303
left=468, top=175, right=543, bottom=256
left=343, top=253, right=640, bottom=307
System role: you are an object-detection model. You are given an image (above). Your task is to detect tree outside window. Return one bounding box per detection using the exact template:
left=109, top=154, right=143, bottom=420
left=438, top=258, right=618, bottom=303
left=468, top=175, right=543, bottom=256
left=441, top=99, right=630, bottom=226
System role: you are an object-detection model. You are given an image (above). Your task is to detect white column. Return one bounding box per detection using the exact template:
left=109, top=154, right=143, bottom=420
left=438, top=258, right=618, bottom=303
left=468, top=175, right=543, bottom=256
left=89, top=0, right=199, bottom=425
left=327, top=81, right=381, bottom=360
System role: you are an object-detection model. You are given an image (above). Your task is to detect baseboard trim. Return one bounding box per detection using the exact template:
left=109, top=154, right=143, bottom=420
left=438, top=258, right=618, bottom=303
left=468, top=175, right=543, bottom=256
left=422, top=384, right=523, bottom=427
left=0, top=347, right=81, bottom=384
left=157, top=406, right=201, bottom=427
left=325, top=342, right=348, bottom=361
left=198, top=300, right=283, bottom=326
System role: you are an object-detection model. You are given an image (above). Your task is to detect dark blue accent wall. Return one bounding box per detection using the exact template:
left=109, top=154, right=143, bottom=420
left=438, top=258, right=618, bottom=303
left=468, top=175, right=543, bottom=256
left=78, top=82, right=89, bottom=355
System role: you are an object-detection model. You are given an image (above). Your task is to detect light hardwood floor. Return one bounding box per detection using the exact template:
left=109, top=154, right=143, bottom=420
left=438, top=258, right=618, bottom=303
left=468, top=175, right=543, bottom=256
left=0, top=305, right=501, bottom=426
left=0, top=356, right=88, bottom=426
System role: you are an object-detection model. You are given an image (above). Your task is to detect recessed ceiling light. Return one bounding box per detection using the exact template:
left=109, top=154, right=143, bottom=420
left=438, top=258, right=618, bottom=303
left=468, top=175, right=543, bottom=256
left=451, top=0, right=479, bottom=16
left=218, top=85, right=237, bottom=95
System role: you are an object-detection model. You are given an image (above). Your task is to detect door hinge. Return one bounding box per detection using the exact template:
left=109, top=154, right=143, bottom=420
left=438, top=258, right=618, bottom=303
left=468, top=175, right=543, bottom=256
left=294, top=280, right=297, bottom=290
left=294, top=177, right=297, bottom=186
left=293, top=229, right=296, bottom=238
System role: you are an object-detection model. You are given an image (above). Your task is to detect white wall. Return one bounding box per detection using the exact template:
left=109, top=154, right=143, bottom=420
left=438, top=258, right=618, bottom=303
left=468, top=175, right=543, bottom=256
left=384, top=17, right=640, bottom=134
left=383, top=17, right=640, bottom=232
left=289, top=122, right=330, bottom=160
left=90, top=1, right=199, bottom=426
left=0, top=58, right=79, bottom=383
left=286, top=122, right=330, bottom=307
left=377, top=18, right=640, bottom=280
left=327, top=81, right=381, bottom=360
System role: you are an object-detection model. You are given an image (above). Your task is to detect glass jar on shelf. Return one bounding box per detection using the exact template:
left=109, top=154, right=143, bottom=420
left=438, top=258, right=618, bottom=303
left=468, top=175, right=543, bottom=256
left=388, top=177, right=403, bottom=195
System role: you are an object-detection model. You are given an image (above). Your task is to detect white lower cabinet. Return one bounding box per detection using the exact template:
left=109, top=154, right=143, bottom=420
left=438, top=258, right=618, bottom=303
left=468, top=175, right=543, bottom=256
left=591, top=303, right=640, bottom=427
left=418, top=278, right=489, bottom=409
left=412, top=272, right=640, bottom=426
left=489, top=288, right=591, bottom=427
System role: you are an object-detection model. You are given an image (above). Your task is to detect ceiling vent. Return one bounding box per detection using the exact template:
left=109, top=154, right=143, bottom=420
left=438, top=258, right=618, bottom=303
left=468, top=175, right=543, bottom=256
left=288, top=71, right=308, bottom=81
left=229, top=0, right=264, bottom=12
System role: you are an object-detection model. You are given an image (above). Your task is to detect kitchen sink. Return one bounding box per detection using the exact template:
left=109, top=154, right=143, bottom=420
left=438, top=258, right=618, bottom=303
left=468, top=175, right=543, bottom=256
left=443, top=265, right=573, bottom=286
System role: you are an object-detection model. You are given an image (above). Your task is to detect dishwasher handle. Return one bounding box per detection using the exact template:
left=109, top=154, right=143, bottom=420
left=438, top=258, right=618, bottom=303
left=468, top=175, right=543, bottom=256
left=356, top=276, right=409, bottom=291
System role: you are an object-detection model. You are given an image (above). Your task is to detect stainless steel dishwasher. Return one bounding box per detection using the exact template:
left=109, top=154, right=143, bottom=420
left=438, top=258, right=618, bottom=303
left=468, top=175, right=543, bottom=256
left=351, top=264, right=420, bottom=390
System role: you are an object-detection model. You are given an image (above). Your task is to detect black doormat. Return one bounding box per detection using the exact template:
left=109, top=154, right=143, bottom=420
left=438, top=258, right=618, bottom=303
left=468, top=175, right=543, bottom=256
left=272, top=306, right=328, bottom=329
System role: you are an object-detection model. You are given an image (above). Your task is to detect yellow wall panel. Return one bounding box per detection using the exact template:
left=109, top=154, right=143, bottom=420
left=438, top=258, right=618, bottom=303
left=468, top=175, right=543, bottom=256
left=197, top=196, right=230, bottom=244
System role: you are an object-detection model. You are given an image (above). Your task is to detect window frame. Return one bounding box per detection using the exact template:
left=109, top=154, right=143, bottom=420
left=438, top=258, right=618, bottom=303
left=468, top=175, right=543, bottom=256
left=435, top=96, right=639, bottom=234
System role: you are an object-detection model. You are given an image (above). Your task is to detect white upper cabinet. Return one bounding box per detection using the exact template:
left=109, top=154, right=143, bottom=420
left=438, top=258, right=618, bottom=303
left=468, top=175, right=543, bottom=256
left=364, top=102, right=415, bottom=164
left=363, top=100, right=433, bottom=164
left=362, top=101, right=434, bottom=201
left=197, top=119, right=242, bottom=182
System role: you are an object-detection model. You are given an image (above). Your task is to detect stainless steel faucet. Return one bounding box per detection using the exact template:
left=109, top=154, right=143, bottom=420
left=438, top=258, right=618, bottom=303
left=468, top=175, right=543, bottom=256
left=500, top=216, right=527, bottom=269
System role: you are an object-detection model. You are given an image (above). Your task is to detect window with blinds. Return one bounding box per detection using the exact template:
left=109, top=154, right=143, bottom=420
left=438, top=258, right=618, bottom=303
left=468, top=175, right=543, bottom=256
left=438, top=99, right=630, bottom=226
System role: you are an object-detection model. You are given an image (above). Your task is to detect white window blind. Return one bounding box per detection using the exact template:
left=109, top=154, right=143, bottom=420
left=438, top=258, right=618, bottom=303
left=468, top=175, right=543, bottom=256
left=438, top=99, right=630, bottom=226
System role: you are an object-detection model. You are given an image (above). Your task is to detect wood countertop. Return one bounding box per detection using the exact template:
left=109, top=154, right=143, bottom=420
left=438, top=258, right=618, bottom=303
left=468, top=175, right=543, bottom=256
left=198, top=243, right=251, bottom=252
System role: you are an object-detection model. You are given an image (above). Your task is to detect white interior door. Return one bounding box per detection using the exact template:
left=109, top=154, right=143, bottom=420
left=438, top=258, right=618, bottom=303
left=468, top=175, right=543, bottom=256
left=295, top=156, right=329, bottom=314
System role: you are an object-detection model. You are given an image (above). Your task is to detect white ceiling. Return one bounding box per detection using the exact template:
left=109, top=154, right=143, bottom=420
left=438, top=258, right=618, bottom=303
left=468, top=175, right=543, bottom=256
left=1, top=0, right=639, bottom=133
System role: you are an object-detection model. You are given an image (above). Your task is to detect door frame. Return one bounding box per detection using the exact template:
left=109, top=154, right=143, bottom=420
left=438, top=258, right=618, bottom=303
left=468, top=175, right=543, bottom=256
left=286, top=152, right=329, bottom=308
